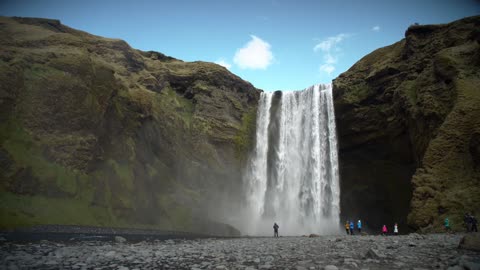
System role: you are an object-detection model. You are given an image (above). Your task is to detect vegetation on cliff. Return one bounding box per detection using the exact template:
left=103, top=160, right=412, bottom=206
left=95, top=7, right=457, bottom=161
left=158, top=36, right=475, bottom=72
left=0, top=17, right=259, bottom=235
left=333, top=15, right=480, bottom=231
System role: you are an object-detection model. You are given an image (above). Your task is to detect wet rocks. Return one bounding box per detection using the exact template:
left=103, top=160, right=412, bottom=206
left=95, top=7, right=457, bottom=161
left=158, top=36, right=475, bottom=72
left=1, top=233, right=479, bottom=269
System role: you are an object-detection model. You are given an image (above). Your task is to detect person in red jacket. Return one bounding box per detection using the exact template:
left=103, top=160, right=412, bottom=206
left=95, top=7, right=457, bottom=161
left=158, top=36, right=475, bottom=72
left=382, top=225, right=388, bottom=236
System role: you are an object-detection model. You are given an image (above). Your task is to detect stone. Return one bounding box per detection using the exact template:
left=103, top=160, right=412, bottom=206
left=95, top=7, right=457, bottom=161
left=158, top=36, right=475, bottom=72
left=45, top=260, right=58, bottom=265
left=447, top=266, right=464, bottom=270
left=458, top=233, right=480, bottom=251
left=467, top=263, right=480, bottom=270
left=324, top=265, right=338, bottom=270
left=1, top=233, right=480, bottom=270
left=115, top=236, right=127, bottom=243
left=363, top=248, right=386, bottom=259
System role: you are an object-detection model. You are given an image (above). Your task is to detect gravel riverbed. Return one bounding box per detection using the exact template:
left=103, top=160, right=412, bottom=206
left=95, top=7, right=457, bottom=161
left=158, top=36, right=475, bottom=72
left=1, top=233, right=479, bottom=270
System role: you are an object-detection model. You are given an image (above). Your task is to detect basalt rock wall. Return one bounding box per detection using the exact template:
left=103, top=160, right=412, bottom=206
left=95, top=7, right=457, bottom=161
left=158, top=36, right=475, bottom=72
left=333, top=15, right=480, bottom=231
left=0, top=16, right=260, bottom=235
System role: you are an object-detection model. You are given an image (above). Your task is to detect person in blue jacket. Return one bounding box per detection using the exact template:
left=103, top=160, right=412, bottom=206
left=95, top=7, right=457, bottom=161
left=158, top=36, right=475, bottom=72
left=349, top=221, right=355, bottom=235
left=357, top=219, right=362, bottom=234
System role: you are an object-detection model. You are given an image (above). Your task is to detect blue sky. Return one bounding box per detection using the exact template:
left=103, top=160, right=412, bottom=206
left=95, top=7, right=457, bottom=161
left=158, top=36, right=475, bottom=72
left=1, top=0, right=479, bottom=91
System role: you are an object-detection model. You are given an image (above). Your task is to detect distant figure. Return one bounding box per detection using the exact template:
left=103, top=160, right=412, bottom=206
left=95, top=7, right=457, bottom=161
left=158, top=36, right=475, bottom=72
left=464, top=213, right=472, bottom=232
left=349, top=221, right=355, bottom=235
left=273, top=222, right=279, bottom=237
left=357, top=220, right=362, bottom=233
left=444, top=218, right=451, bottom=233
left=472, top=216, right=478, bottom=232
left=382, top=225, right=388, bottom=236
left=345, top=221, right=350, bottom=235
left=394, top=223, right=398, bottom=235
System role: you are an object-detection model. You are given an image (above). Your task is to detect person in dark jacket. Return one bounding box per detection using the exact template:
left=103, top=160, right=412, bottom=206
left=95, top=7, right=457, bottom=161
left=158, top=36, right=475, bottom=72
left=273, top=222, right=279, bottom=237
left=472, top=216, right=478, bottom=232
left=464, top=213, right=472, bottom=232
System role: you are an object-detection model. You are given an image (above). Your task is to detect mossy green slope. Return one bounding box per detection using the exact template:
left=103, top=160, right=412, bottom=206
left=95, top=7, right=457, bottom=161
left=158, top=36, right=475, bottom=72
left=333, top=16, right=480, bottom=231
left=0, top=17, right=259, bottom=235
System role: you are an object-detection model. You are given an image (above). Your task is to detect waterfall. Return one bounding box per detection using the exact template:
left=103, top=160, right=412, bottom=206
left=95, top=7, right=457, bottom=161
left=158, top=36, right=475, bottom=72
left=242, top=84, right=340, bottom=235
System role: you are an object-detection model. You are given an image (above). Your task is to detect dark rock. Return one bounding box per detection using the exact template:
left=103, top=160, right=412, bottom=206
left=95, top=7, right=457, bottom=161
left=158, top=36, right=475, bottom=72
left=364, top=248, right=386, bottom=259
left=458, top=233, right=480, bottom=251
left=0, top=16, right=260, bottom=234
left=334, top=15, right=480, bottom=231
left=115, top=236, right=127, bottom=243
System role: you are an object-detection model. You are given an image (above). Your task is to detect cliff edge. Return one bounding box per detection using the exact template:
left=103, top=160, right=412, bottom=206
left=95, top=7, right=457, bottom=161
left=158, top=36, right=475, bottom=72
left=333, top=15, right=480, bottom=231
left=0, top=16, right=260, bottom=235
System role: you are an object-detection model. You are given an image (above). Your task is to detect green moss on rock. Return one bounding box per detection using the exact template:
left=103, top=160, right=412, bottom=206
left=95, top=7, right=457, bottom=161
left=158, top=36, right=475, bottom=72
left=0, top=16, right=260, bottom=235
left=334, top=15, right=480, bottom=231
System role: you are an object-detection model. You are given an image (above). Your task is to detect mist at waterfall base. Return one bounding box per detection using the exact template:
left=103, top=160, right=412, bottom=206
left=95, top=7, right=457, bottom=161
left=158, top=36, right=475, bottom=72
left=234, top=84, right=341, bottom=236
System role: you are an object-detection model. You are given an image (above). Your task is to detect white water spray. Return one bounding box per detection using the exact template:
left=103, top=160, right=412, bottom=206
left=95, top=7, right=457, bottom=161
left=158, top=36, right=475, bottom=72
left=242, top=84, right=340, bottom=235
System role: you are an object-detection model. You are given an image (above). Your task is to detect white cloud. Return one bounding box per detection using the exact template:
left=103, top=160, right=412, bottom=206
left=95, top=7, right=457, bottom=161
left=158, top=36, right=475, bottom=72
left=372, top=26, right=380, bottom=32
left=314, top=33, right=349, bottom=76
left=234, top=35, right=274, bottom=70
left=320, top=64, right=335, bottom=75
left=324, top=53, right=337, bottom=64
left=313, top=33, right=348, bottom=52
left=215, top=58, right=232, bottom=69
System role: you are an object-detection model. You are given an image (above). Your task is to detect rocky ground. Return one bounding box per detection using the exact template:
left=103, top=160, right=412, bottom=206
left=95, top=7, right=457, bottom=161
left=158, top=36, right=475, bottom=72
left=1, top=233, right=479, bottom=270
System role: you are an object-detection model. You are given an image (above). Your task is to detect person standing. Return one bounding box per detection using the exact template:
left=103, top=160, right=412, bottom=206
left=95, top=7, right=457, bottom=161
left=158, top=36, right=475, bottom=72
left=382, top=225, right=388, bottom=236
left=273, top=222, right=279, bottom=237
left=357, top=220, right=362, bottom=234
left=394, top=223, right=399, bottom=235
left=349, top=221, right=355, bottom=235
left=444, top=217, right=451, bottom=233
left=471, top=215, right=478, bottom=232
left=345, top=221, right=350, bottom=235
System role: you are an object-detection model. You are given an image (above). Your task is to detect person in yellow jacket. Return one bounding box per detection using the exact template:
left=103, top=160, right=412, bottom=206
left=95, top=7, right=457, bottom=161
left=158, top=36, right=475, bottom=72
left=345, top=221, right=350, bottom=235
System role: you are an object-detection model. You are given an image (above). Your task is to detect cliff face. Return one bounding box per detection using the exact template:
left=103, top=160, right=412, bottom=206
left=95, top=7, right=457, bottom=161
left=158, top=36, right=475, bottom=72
left=0, top=17, right=259, bottom=235
left=333, top=16, right=480, bottom=231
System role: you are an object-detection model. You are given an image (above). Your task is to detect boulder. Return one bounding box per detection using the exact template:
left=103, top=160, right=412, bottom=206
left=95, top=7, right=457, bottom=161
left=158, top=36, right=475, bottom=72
left=115, top=236, right=127, bottom=243
left=458, top=233, right=480, bottom=251
left=363, top=248, right=386, bottom=259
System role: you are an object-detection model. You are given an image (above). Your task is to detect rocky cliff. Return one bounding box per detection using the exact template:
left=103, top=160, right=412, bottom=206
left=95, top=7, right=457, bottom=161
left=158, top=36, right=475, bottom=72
left=333, top=15, right=480, bottom=231
left=2, top=15, right=479, bottom=235
left=0, top=17, right=259, bottom=235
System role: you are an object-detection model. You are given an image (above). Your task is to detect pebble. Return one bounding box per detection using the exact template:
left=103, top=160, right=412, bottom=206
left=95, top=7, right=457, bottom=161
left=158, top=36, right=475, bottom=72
left=0, top=234, right=478, bottom=269
left=115, top=236, right=127, bottom=243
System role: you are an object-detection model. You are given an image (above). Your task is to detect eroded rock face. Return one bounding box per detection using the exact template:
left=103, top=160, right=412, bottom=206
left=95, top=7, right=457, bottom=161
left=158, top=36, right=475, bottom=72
left=333, top=15, right=480, bottom=231
left=0, top=16, right=259, bottom=234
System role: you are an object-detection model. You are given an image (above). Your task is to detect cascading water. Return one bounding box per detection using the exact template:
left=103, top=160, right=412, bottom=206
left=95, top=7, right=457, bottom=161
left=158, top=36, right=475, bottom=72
left=242, top=84, right=340, bottom=235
